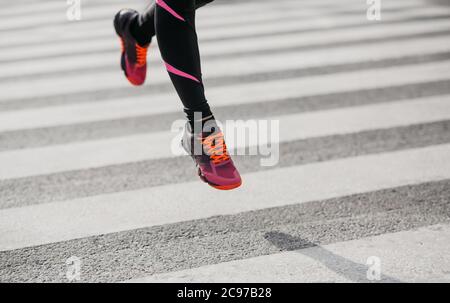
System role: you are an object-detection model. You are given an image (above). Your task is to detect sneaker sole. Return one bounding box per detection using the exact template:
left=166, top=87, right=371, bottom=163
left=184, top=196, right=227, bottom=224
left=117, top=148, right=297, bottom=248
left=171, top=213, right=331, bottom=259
left=197, top=167, right=242, bottom=190
left=209, top=180, right=242, bottom=190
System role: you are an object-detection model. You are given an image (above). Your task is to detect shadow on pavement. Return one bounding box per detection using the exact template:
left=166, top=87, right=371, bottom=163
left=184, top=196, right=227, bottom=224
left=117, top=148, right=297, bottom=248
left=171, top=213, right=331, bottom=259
left=264, top=231, right=402, bottom=283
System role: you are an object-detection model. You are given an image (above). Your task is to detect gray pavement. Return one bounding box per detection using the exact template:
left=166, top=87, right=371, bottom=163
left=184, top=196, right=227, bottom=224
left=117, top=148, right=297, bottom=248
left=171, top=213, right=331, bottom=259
left=0, top=0, right=449, bottom=282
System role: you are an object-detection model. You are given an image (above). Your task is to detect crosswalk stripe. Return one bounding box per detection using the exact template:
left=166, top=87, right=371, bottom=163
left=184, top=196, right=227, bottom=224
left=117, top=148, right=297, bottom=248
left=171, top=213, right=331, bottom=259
left=1, top=96, right=449, bottom=179
left=0, top=0, right=143, bottom=18
left=128, top=224, right=450, bottom=283
left=1, top=144, right=449, bottom=251
left=1, top=61, right=449, bottom=130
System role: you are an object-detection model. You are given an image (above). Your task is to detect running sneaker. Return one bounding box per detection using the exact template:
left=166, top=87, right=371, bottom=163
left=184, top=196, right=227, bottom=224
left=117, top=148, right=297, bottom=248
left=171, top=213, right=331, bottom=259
left=181, top=121, right=242, bottom=190
left=114, top=9, right=149, bottom=86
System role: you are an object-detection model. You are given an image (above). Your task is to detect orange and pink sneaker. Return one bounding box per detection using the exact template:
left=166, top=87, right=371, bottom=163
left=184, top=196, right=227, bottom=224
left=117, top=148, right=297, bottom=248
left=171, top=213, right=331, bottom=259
left=181, top=121, right=242, bottom=190
left=114, top=9, right=149, bottom=86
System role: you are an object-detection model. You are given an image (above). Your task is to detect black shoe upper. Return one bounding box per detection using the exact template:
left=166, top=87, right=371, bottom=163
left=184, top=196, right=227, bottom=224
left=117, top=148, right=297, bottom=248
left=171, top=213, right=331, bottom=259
left=114, top=9, right=140, bottom=63
left=182, top=120, right=231, bottom=168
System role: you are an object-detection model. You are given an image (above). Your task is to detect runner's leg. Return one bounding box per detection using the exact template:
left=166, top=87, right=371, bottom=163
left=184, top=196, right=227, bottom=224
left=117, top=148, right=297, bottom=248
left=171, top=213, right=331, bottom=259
left=154, top=0, right=214, bottom=125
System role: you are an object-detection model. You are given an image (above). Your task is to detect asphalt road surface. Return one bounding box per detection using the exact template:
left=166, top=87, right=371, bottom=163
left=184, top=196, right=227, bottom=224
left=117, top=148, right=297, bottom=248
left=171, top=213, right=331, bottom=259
left=0, top=0, right=450, bottom=282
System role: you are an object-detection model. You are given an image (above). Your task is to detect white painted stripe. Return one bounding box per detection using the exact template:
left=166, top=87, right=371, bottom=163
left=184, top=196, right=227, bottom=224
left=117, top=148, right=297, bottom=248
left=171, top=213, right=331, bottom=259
left=0, top=1, right=75, bottom=18
left=0, top=1, right=142, bottom=18
left=1, top=61, right=449, bottom=132
left=1, top=95, right=449, bottom=180
left=1, top=144, right=449, bottom=251
left=2, top=24, right=449, bottom=81
left=129, top=224, right=450, bottom=283
left=0, top=2, right=142, bottom=30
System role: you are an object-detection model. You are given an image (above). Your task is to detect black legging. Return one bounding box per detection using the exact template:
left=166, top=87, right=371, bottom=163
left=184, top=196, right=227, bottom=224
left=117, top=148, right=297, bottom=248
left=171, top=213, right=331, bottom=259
left=132, top=0, right=215, bottom=123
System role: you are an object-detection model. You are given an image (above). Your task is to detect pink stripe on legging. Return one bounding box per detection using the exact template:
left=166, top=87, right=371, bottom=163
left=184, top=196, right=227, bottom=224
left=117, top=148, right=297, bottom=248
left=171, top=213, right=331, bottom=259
left=165, top=61, right=201, bottom=83
left=156, top=0, right=185, bottom=21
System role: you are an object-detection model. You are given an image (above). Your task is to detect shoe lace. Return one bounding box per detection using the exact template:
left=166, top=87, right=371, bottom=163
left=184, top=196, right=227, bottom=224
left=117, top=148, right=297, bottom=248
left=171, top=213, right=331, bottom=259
left=200, top=132, right=230, bottom=164
left=135, top=43, right=148, bottom=67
